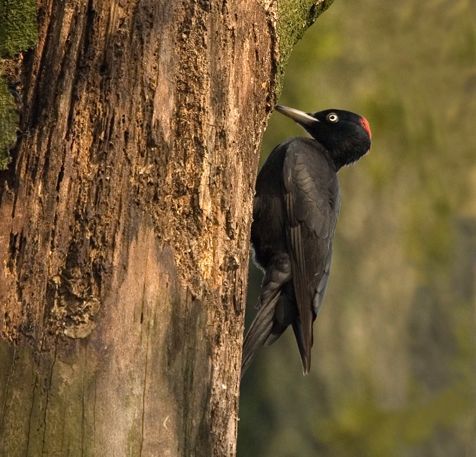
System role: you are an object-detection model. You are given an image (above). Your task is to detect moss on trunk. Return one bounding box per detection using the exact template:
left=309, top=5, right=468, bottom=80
left=0, top=0, right=37, bottom=169
left=275, top=0, right=334, bottom=93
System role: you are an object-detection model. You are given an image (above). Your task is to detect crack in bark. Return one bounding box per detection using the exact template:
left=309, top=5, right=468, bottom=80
left=60, top=400, right=66, bottom=457
left=81, top=343, right=87, bottom=457
left=40, top=344, right=58, bottom=456
left=0, top=346, right=16, bottom=435
left=25, top=369, right=38, bottom=457
left=263, top=0, right=280, bottom=109
left=92, top=377, right=97, bottom=453
left=138, top=243, right=150, bottom=457
left=139, top=312, right=151, bottom=457
left=26, top=0, right=56, bottom=130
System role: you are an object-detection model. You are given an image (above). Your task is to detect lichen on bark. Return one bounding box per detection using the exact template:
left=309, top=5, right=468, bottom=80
left=0, top=0, right=37, bottom=169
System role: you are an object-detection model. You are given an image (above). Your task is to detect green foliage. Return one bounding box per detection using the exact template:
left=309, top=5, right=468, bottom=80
left=240, top=1, right=476, bottom=456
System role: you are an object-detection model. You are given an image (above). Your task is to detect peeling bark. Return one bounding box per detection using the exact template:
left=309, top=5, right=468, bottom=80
left=0, top=0, right=330, bottom=455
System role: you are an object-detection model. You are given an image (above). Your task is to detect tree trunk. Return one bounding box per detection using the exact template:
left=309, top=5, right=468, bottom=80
left=0, top=1, right=331, bottom=455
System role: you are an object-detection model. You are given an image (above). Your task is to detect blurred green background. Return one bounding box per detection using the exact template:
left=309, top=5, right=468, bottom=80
left=238, top=1, right=476, bottom=456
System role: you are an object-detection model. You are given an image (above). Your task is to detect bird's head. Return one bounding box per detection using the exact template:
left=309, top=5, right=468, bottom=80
left=275, top=105, right=372, bottom=169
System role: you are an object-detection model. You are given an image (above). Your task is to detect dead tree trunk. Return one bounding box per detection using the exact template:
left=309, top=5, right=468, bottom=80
left=0, top=1, right=331, bottom=455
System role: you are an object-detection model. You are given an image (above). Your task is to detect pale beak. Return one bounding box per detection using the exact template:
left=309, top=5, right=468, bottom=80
left=275, top=105, right=319, bottom=127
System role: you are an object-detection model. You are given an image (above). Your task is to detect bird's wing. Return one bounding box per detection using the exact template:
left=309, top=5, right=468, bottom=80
left=283, top=144, right=336, bottom=373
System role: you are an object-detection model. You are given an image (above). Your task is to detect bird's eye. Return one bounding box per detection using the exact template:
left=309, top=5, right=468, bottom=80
left=326, top=113, right=339, bottom=123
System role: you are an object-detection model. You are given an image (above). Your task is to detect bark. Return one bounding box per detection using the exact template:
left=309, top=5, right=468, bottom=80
left=0, top=1, right=330, bottom=455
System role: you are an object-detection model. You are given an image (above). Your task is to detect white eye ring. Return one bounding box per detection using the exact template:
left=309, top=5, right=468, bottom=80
left=327, top=113, right=339, bottom=123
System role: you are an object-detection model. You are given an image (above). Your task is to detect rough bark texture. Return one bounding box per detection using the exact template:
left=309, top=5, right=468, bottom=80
left=0, top=0, right=331, bottom=455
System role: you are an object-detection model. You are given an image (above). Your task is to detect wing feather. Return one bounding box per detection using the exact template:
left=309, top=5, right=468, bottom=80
left=283, top=142, right=338, bottom=373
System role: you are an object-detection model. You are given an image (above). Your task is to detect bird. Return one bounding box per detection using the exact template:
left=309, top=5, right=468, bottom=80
left=242, top=104, right=372, bottom=376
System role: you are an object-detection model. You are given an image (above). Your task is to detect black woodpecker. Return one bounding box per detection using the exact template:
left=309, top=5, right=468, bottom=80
left=242, top=104, right=372, bottom=376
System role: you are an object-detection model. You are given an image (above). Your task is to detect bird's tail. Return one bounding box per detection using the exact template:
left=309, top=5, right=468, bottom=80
left=241, top=254, right=292, bottom=378
left=292, top=320, right=311, bottom=375
left=241, top=289, right=280, bottom=378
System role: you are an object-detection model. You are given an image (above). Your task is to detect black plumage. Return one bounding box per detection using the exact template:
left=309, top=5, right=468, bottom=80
left=242, top=105, right=372, bottom=376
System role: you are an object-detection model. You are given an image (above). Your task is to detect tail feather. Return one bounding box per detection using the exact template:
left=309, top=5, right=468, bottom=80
left=264, top=289, right=298, bottom=346
left=241, top=289, right=280, bottom=378
left=292, top=320, right=311, bottom=375
left=242, top=253, right=292, bottom=378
